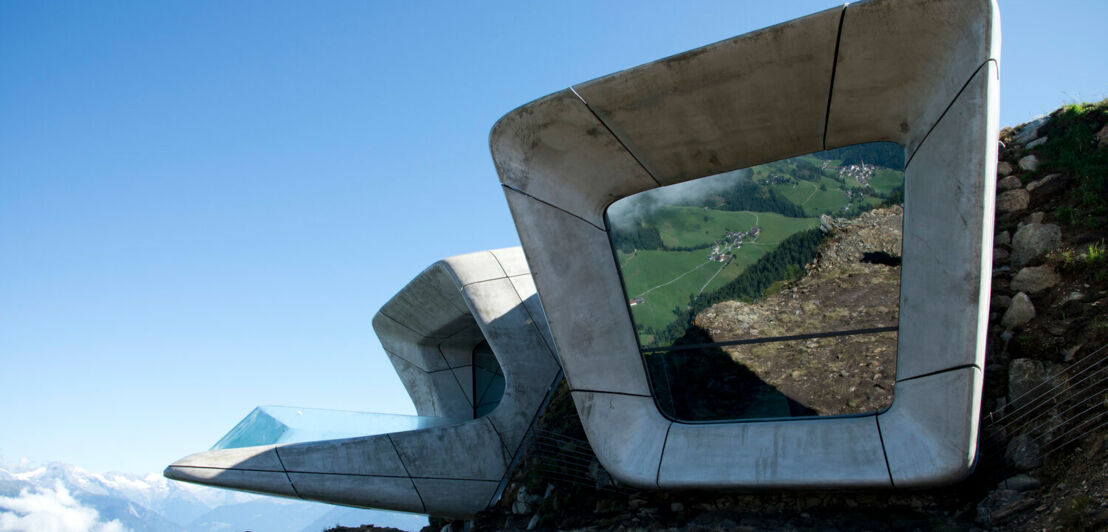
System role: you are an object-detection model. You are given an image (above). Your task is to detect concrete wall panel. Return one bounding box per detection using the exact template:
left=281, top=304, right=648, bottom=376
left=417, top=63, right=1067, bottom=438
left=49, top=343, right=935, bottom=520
left=440, top=250, right=507, bottom=287
left=277, top=435, right=408, bottom=477
left=897, top=61, right=998, bottom=380
left=163, top=466, right=297, bottom=498
left=573, top=6, right=841, bottom=184
left=411, top=479, right=499, bottom=519
left=571, top=391, right=670, bottom=489
left=490, top=90, right=659, bottom=227
left=289, top=473, right=426, bottom=514
left=826, top=0, right=999, bottom=154
left=659, top=417, right=890, bottom=488
left=504, top=188, right=651, bottom=396
left=389, top=418, right=507, bottom=481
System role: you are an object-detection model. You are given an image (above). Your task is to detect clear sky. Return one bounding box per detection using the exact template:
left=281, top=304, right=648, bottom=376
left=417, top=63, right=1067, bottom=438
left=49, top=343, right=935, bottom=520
left=1, top=0, right=1106, bottom=475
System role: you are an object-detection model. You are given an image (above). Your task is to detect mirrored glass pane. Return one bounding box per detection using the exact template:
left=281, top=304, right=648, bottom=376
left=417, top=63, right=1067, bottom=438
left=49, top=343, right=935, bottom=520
left=608, top=142, right=904, bottom=421
left=473, top=341, right=505, bottom=418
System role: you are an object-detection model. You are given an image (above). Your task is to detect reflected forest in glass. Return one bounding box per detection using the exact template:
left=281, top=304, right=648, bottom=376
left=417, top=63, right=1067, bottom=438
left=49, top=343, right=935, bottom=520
left=608, top=142, right=905, bottom=421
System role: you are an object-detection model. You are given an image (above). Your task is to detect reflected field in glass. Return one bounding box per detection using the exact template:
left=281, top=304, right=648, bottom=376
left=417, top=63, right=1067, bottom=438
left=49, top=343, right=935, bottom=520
left=608, top=142, right=904, bottom=421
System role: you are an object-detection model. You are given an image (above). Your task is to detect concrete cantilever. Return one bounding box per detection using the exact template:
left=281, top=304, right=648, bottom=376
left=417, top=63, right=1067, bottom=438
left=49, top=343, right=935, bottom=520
left=491, top=0, right=999, bottom=488
left=165, top=247, right=562, bottom=517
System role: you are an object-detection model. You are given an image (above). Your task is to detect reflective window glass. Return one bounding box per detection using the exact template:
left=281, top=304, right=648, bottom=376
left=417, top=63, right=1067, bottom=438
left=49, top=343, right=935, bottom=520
left=607, top=142, right=904, bottom=421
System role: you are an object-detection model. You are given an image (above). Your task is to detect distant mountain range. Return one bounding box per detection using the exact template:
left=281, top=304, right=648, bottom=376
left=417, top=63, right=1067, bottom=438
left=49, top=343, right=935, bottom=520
left=0, top=461, right=427, bottom=531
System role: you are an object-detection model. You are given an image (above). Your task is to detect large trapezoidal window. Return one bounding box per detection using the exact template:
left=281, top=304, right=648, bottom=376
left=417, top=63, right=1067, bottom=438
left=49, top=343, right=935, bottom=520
left=607, top=142, right=904, bottom=422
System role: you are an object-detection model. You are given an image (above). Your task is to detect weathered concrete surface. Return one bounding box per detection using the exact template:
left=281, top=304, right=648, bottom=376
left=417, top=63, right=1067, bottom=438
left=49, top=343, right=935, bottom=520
left=492, top=0, right=999, bottom=489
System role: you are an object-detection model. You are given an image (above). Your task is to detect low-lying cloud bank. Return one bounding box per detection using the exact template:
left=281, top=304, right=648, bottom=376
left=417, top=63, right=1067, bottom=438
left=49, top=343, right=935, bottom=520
left=0, top=481, right=128, bottom=532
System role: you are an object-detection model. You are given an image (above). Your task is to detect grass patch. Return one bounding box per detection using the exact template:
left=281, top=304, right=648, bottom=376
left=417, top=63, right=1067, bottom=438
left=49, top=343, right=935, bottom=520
left=1047, top=240, right=1107, bottom=272
left=1034, top=99, right=1108, bottom=225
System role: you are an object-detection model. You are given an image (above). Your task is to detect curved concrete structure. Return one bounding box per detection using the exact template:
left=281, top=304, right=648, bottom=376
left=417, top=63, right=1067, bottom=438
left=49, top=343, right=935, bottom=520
left=491, top=0, right=999, bottom=488
left=165, top=248, right=562, bottom=517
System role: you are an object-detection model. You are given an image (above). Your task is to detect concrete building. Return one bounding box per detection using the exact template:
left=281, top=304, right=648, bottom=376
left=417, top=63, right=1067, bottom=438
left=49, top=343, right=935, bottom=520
left=165, top=248, right=562, bottom=517
left=167, top=0, right=1000, bottom=517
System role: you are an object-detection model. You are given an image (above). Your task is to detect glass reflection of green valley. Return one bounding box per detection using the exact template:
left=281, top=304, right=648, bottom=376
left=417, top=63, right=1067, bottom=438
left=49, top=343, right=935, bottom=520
left=607, top=142, right=905, bottom=421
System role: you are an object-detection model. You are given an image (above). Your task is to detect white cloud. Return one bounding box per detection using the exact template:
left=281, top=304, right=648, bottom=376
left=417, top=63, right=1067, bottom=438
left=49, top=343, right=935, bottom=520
left=0, top=481, right=128, bottom=532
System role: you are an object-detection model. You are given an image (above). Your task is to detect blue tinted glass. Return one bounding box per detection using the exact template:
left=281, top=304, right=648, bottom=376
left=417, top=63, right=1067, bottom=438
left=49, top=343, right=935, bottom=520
left=212, top=406, right=466, bottom=450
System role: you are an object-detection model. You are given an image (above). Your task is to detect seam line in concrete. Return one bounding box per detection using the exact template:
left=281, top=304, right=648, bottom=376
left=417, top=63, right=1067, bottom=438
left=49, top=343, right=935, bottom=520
left=166, top=466, right=286, bottom=473
left=570, top=389, right=652, bottom=398
left=490, top=371, right=566, bottom=510
left=905, top=59, right=994, bottom=169
left=378, top=310, right=447, bottom=340
left=440, top=345, right=474, bottom=409
left=271, top=448, right=302, bottom=499
left=427, top=363, right=473, bottom=375
left=874, top=414, right=895, bottom=488
left=569, top=85, right=663, bottom=188
left=895, top=363, right=979, bottom=384
left=386, top=433, right=427, bottom=514
left=483, top=416, right=512, bottom=471
left=284, top=470, right=501, bottom=483
left=460, top=275, right=510, bottom=288
left=382, top=346, right=436, bottom=374
left=486, top=250, right=509, bottom=279
left=502, top=184, right=607, bottom=232
left=503, top=273, right=559, bottom=363
left=655, top=421, right=672, bottom=489
left=822, top=5, right=847, bottom=150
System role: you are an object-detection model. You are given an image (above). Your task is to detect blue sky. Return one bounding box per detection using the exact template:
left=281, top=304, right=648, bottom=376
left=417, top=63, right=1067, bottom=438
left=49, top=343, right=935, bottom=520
left=1, top=0, right=1106, bottom=475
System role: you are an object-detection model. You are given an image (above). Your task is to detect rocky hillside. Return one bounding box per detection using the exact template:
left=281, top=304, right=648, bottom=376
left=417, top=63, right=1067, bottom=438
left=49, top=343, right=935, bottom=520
left=693, top=206, right=903, bottom=416
left=407, top=101, right=1108, bottom=532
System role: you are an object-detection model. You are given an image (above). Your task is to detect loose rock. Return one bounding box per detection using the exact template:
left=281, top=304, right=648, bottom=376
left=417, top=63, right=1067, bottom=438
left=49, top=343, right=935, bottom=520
left=1010, top=265, right=1061, bottom=293
left=1005, top=433, right=1043, bottom=471
left=997, top=160, right=1015, bottom=176
left=993, top=247, right=1010, bottom=263
left=1026, top=173, right=1057, bottom=192
left=997, top=175, right=1022, bottom=191
left=1026, top=136, right=1047, bottom=149
left=1002, top=292, right=1036, bottom=328
left=1096, top=123, right=1108, bottom=147
left=997, top=189, right=1030, bottom=213
left=1018, top=154, right=1040, bottom=172
left=1000, top=474, right=1042, bottom=491
left=995, top=230, right=1011, bottom=246
left=1010, top=222, right=1062, bottom=266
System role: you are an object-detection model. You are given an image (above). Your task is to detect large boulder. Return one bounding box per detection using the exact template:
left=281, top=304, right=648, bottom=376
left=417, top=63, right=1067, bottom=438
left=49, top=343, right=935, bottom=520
left=1013, top=116, right=1049, bottom=145
left=1010, top=266, right=1061, bottom=293
left=1010, top=223, right=1061, bottom=266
